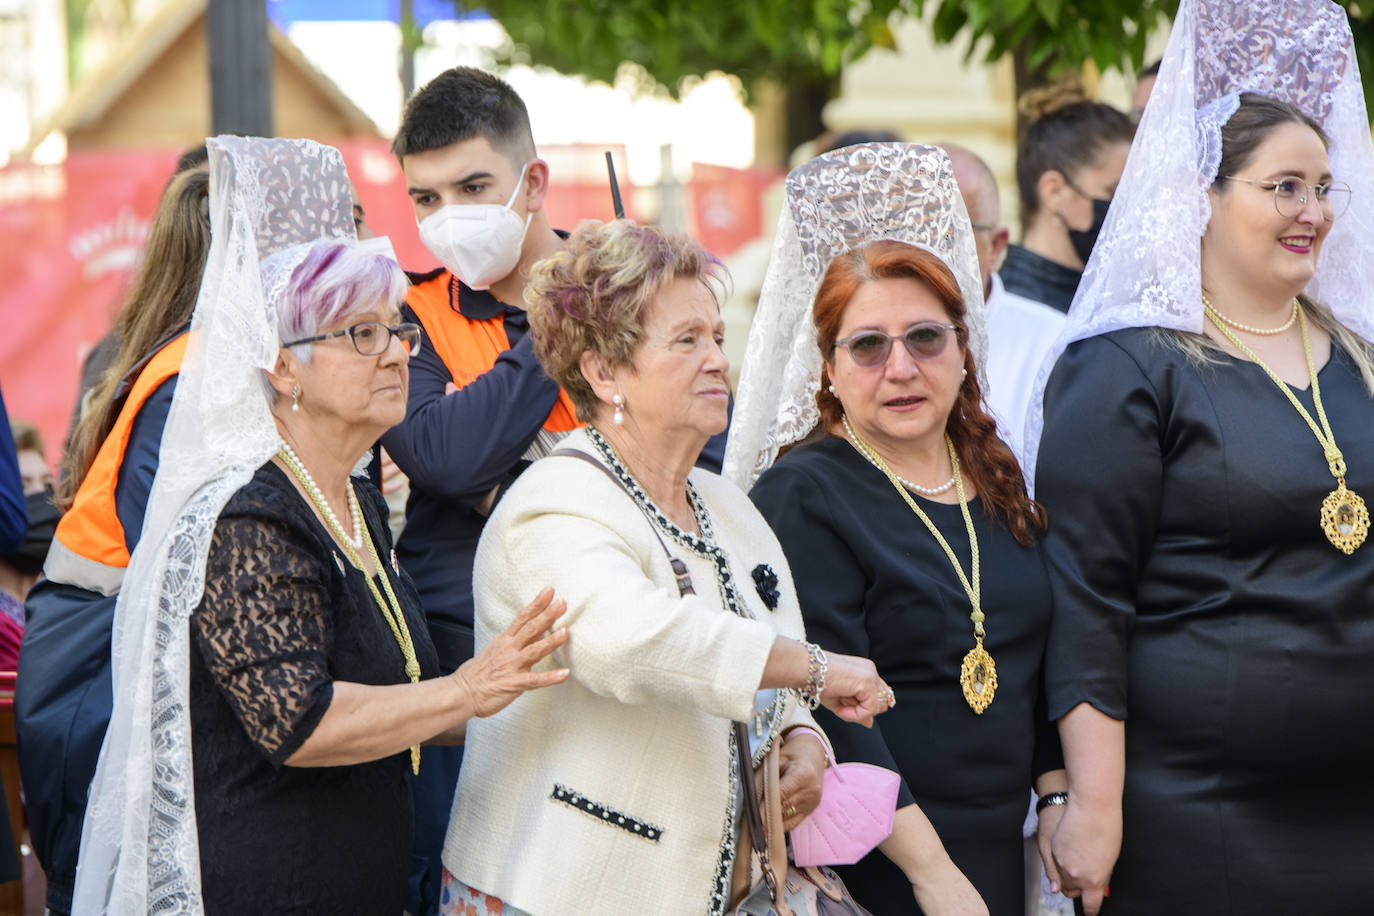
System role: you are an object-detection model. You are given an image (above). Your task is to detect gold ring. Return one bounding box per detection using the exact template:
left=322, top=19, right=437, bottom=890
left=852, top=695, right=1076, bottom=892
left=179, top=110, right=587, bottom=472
left=786, top=805, right=797, bottom=818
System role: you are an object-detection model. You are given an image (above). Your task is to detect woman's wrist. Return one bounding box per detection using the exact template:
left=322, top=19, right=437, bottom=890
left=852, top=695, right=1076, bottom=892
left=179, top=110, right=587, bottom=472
left=797, top=641, right=827, bottom=710
left=1036, top=791, right=1069, bottom=814
left=782, top=725, right=829, bottom=761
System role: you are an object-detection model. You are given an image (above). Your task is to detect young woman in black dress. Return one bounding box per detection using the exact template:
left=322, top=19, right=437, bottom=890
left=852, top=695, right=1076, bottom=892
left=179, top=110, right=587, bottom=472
left=1029, top=3, right=1374, bottom=914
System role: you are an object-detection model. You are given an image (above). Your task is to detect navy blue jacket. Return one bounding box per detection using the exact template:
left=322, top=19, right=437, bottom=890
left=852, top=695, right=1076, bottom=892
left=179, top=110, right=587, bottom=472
left=17, top=376, right=174, bottom=914
left=381, top=272, right=726, bottom=671
left=0, top=386, right=28, bottom=554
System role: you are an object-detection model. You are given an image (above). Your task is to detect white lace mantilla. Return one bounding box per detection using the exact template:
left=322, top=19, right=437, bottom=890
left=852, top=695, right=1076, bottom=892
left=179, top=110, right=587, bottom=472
left=724, top=143, right=988, bottom=490
left=73, top=137, right=356, bottom=914
left=1021, top=0, right=1374, bottom=484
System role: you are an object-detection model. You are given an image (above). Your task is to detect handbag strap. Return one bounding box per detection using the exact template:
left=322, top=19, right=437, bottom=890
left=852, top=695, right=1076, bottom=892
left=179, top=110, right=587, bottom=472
left=733, top=721, right=780, bottom=902
left=552, top=448, right=696, bottom=598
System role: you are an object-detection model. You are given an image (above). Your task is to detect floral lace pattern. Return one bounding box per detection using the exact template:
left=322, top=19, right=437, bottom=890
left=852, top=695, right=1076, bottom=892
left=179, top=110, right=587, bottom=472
left=723, top=143, right=988, bottom=490
left=1022, top=0, right=1374, bottom=483
left=192, top=506, right=335, bottom=763
left=73, top=138, right=356, bottom=915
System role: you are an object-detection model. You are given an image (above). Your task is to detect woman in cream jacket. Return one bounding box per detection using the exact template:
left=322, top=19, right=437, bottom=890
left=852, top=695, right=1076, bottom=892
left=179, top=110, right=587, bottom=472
left=441, top=220, right=892, bottom=916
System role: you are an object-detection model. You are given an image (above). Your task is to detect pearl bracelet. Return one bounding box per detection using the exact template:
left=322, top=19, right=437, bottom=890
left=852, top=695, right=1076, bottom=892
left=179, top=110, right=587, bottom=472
left=798, top=641, right=828, bottom=710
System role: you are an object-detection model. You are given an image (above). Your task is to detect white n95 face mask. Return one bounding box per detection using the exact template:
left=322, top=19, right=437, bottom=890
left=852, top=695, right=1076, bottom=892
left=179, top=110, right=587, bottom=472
left=354, top=235, right=398, bottom=262
left=416, top=162, right=532, bottom=291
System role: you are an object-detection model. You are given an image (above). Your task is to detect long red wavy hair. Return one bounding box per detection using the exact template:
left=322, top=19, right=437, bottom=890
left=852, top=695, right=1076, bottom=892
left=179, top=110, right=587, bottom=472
left=814, top=240, right=1047, bottom=545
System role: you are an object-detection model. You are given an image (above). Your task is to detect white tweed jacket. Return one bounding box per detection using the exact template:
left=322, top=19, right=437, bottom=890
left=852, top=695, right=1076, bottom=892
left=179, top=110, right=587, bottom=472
left=442, top=429, right=822, bottom=916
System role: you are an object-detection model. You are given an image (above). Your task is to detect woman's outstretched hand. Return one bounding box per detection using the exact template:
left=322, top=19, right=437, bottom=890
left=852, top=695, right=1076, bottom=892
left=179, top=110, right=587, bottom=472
left=819, top=653, right=893, bottom=727
left=454, top=586, right=570, bottom=718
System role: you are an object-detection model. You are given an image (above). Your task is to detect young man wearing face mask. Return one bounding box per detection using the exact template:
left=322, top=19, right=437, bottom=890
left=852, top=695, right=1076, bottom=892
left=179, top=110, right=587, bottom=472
left=382, top=67, right=578, bottom=916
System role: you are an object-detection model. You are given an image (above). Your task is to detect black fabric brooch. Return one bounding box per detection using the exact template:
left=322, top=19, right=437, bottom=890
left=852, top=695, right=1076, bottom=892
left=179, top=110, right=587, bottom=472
left=751, top=564, right=780, bottom=610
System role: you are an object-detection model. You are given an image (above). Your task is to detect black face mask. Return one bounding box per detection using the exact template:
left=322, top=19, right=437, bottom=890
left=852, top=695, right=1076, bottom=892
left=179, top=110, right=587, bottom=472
left=5, top=489, right=59, bottom=576
left=1067, top=196, right=1112, bottom=265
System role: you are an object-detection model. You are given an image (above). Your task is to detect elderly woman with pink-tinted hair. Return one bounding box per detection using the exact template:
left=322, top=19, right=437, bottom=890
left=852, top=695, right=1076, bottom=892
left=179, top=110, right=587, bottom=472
left=439, top=220, right=894, bottom=916
left=184, top=239, right=570, bottom=913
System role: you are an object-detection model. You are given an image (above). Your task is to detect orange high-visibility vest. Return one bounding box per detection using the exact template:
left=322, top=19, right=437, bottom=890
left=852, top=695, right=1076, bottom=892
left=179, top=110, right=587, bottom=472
left=405, top=273, right=580, bottom=431
left=46, top=333, right=188, bottom=596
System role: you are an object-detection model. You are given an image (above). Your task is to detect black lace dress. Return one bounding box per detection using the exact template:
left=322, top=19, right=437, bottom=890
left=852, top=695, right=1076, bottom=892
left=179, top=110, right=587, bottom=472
left=188, top=462, right=440, bottom=914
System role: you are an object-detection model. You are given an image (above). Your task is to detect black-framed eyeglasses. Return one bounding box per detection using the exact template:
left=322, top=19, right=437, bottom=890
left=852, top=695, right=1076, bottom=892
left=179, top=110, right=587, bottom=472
left=283, top=321, right=423, bottom=357
left=832, top=322, right=964, bottom=369
left=1218, top=174, right=1352, bottom=221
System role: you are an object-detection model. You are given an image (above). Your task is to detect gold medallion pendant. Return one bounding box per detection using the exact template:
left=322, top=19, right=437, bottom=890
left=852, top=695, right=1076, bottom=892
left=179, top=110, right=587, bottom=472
left=1321, top=481, right=1369, bottom=554
left=959, top=638, right=998, bottom=715
left=1203, top=301, right=1367, bottom=557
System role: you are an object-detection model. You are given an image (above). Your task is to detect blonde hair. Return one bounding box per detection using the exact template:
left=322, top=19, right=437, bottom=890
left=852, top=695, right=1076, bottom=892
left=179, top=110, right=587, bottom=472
left=525, top=220, right=726, bottom=421
left=60, top=169, right=211, bottom=509
left=1153, top=297, right=1374, bottom=394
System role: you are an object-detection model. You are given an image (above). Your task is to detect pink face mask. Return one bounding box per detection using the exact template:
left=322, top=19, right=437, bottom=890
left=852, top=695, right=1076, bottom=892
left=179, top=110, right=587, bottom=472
left=789, top=740, right=902, bottom=868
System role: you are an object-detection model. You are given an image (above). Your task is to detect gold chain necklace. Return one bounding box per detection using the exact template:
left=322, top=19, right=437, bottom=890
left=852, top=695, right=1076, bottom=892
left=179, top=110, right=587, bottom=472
left=842, top=419, right=997, bottom=714
left=278, top=447, right=424, bottom=772
left=1203, top=301, right=1369, bottom=554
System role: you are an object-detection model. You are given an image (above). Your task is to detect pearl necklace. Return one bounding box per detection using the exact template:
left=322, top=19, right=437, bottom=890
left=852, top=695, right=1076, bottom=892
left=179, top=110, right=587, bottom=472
left=1201, top=293, right=1299, bottom=336
left=841, top=417, right=956, bottom=496
left=277, top=442, right=424, bottom=773
left=278, top=440, right=362, bottom=549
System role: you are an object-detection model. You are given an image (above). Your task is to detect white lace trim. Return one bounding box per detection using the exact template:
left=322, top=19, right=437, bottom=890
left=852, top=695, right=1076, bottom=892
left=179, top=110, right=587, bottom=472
left=73, top=136, right=356, bottom=915
left=724, top=143, right=988, bottom=490
left=1022, top=0, right=1374, bottom=485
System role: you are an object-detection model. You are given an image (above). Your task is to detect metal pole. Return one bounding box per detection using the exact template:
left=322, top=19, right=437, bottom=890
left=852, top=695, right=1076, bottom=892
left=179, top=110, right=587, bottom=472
left=207, top=0, right=273, bottom=137
left=399, top=0, right=415, bottom=100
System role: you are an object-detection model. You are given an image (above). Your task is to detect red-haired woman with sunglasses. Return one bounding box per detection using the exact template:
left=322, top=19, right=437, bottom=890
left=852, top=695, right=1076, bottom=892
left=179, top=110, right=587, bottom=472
left=752, top=239, right=1063, bottom=916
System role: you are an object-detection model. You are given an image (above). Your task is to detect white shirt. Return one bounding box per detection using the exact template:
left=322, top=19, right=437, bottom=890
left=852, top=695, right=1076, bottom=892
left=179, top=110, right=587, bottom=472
left=983, top=272, right=1067, bottom=471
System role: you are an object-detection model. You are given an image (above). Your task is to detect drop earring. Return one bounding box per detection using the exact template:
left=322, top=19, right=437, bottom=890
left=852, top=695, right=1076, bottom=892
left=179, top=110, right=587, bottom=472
left=291, top=383, right=300, bottom=413
left=612, top=393, right=625, bottom=426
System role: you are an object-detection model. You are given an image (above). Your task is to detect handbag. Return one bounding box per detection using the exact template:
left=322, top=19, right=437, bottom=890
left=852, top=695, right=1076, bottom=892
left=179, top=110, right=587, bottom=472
left=554, top=448, right=873, bottom=915
left=728, top=722, right=875, bottom=916
left=788, top=742, right=901, bottom=867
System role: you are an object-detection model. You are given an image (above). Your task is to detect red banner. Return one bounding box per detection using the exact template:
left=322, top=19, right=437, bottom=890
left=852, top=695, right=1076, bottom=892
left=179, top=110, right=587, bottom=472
left=0, top=142, right=767, bottom=469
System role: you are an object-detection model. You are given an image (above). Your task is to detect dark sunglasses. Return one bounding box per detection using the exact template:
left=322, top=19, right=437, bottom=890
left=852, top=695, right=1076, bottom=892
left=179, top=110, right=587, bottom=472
left=283, top=321, right=423, bottom=357
left=832, top=322, right=964, bottom=368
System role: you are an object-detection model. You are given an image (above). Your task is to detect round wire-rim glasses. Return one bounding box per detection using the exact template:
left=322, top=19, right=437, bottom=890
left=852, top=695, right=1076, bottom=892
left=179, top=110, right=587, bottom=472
left=832, top=322, right=965, bottom=369
left=283, top=320, right=423, bottom=357
left=1219, top=174, right=1352, bottom=221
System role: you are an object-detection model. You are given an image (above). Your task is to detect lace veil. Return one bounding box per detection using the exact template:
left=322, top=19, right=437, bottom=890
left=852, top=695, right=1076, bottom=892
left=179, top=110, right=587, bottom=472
left=72, top=137, right=355, bottom=914
left=723, top=142, right=988, bottom=489
left=1020, top=0, right=1374, bottom=484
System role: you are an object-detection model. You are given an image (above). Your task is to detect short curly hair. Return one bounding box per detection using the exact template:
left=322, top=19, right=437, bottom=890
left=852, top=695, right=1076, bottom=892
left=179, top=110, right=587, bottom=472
left=525, top=220, right=725, bottom=422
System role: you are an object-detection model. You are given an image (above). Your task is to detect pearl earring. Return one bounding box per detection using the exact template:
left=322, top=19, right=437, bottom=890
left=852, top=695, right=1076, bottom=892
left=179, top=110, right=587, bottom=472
left=961, top=369, right=967, bottom=380
left=827, top=384, right=836, bottom=395
left=291, top=383, right=300, bottom=413
left=612, top=393, right=625, bottom=426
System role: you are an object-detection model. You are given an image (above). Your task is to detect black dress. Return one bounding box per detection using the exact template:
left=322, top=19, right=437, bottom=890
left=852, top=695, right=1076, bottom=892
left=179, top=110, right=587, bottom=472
left=188, top=462, right=440, bottom=914
left=751, top=437, right=1061, bottom=916
left=1037, top=329, right=1374, bottom=916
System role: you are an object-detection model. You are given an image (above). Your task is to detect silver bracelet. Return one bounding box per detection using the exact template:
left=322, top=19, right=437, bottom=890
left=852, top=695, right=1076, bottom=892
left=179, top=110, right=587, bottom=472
left=1035, top=791, right=1069, bottom=814
left=798, top=641, right=828, bottom=710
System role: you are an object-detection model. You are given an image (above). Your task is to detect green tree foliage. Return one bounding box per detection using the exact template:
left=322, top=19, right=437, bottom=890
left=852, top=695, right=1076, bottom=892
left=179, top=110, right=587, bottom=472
left=471, top=0, right=1374, bottom=147
left=465, top=0, right=908, bottom=95
left=918, top=0, right=1175, bottom=88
